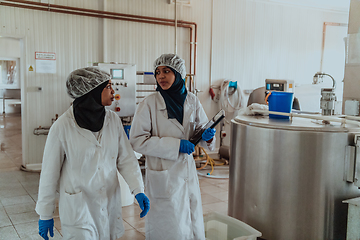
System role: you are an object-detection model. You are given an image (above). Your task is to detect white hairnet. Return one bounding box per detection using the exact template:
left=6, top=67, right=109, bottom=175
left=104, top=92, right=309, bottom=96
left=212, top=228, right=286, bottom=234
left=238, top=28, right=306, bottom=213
left=66, top=67, right=111, bottom=99
left=154, top=54, right=186, bottom=79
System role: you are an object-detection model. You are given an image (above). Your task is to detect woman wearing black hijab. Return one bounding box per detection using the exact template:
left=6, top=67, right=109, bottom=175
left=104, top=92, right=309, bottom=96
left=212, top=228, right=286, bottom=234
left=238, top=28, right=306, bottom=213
left=36, top=67, right=149, bottom=240
left=130, top=54, right=216, bottom=240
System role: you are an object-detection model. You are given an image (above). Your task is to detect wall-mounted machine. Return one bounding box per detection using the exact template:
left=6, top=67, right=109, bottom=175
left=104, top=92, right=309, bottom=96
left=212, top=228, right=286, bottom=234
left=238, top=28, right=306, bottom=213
left=93, top=63, right=136, bottom=117
left=265, top=79, right=294, bottom=93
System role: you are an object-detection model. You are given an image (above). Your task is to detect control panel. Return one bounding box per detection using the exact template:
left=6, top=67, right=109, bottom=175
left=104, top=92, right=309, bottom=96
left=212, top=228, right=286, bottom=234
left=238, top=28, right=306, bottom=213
left=93, top=63, right=136, bottom=117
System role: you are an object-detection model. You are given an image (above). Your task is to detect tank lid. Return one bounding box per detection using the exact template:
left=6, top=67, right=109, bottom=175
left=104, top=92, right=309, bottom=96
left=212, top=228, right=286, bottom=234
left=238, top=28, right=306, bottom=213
left=233, top=115, right=360, bottom=132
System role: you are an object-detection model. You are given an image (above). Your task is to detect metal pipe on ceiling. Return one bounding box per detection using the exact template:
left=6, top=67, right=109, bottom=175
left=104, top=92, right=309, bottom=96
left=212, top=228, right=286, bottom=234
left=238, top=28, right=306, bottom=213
left=0, top=0, right=198, bottom=75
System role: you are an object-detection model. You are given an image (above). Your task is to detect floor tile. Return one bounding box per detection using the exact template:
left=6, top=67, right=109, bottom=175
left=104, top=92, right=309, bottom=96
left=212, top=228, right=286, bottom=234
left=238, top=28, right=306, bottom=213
left=0, top=225, right=20, bottom=239
left=199, top=180, right=213, bottom=188
left=0, top=180, right=23, bottom=189
left=14, top=221, right=39, bottom=238
left=0, top=158, right=17, bottom=169
left=207, top=190, right=229, bottom=201
left=0, top=194, right=34, bottom=207
left=16, top=173, right=40, bottom=183
left=123, top=220, right=134, bottom=230
left=15, top=219, right=62, bottom=240
left=202, top=201, right=228, bottom=216
left=0, top=186, right=28, bottom=198
left=122, top=203, right=142, bottom=218
left=4, top=202, right=36, bottom=215
left=201, top=193, right=223, bottom=205
left=0, top=207, right=12, bottom=228
left=53, top=217, right=61, bottom=231
left=216, top=183, right=229, bottom=190
left=199, top=185, right=225, bottom=194
left=9, top=211, right=39, bottom=225
left=21, top=182, right=39, bottom=195
left=29, top=192, right=38, bottom=202
left=19, top=229, right=62, bottom=240
left=0, top=166, right=19, bottom=172
left=123, top=215, right=145, bottom=234
left=117, top=229, right=145, bottom=240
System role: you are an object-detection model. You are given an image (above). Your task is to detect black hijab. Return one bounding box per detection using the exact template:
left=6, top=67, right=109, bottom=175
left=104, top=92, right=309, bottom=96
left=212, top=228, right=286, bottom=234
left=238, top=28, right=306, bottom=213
left=73, top=80, right=109, bottom=132
left=156, top=69, right=187, bottom=125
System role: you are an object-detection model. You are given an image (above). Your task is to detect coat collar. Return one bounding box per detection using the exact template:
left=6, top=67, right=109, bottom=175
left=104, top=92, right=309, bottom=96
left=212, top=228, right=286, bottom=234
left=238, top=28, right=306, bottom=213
left=155, top=92, right=195, bottom=134
left=67, top=106, right=109, bottom=147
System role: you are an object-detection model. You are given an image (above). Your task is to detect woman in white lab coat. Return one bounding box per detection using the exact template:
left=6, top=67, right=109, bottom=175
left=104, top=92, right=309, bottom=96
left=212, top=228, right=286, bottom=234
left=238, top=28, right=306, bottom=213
left=130, top=54, right=216, bottom=240
left=35, top=67, right=150, bottom=240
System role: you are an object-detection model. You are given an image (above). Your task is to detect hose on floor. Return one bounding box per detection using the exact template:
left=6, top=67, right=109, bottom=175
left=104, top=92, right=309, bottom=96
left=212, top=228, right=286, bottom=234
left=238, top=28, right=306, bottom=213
left=194, top=146, right=228, bottom=175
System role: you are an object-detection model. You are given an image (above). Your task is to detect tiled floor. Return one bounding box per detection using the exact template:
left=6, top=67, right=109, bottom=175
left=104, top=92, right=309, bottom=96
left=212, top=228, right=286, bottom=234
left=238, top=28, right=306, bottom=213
left=0, top=113, right=229, bottom=240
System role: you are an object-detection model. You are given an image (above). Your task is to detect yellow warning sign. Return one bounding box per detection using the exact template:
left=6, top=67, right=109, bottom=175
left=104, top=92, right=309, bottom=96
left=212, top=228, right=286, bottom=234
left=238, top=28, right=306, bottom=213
left=29, top=66, right=34, bottom=71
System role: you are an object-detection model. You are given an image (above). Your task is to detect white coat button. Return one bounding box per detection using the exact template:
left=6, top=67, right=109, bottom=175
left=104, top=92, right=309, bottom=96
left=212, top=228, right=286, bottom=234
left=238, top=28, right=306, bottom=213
left=101, top=187, right=105, bottom=191
left=98, top=167, right=100, bottom=170
left=184, top=178, right=188, bottom=182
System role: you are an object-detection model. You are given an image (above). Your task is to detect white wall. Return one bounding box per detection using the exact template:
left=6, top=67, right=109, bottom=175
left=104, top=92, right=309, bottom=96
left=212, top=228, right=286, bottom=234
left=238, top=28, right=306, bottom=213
left=0, top=38, right=20, bottom=57
left=0, top=0, right=349, bottom=167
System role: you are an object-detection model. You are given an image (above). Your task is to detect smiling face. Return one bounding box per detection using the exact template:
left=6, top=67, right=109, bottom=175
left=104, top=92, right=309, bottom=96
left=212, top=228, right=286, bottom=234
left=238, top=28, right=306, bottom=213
left=101, top=80, right=115, bottom=106
left=155, top=66, right=175, bottom=90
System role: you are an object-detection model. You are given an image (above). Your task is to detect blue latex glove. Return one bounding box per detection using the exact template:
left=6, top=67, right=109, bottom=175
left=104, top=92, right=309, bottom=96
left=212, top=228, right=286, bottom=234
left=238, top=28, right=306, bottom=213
left=179, top=139, right=195, bottom=155
left=202, top=128, right=216, bottom=141
left=38, top=219, right=54, bottom=240
left=135, top=193, right=150, bottom=218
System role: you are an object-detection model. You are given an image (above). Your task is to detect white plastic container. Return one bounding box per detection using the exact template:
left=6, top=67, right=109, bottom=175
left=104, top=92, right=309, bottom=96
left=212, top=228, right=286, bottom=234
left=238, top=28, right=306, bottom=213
left=204, top=212, right=262, bottom=240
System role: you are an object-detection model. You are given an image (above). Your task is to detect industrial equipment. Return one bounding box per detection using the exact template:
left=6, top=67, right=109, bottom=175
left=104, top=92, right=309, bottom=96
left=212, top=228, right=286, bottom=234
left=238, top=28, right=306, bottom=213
left=228, top=115, right=360, bottom=240
left=313, top=72, right=337, bottom=115
left=320, top=88, right=336, bottom=115
left=93, top=63, right=136, bottom=117
left=265, top=79, right=294, bottom=93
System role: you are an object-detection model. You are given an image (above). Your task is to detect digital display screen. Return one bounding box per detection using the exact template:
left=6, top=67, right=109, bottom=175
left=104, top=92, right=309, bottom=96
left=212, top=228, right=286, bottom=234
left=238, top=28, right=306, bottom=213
left=111, top=69, right=124, bottom=79
left=268, top=83, right=284, bottom=91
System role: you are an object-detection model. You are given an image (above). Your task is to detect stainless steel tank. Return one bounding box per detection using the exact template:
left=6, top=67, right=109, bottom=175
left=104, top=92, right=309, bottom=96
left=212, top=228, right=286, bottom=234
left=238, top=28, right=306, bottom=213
left=228, top=115, right=360, bottom=240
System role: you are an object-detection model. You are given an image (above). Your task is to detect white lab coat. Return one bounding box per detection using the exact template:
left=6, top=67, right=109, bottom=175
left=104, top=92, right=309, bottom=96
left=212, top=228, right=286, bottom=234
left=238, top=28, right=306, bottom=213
left=130, top=92, right=215, bottom=240
left=35, top=106, right=144, bottom=240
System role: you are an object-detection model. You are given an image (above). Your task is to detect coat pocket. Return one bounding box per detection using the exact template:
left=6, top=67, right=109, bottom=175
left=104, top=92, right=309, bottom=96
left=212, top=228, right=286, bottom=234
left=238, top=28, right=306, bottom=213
left=147, top=169, right=173, bottom=199
left=59, top=191, right=90, bottom=226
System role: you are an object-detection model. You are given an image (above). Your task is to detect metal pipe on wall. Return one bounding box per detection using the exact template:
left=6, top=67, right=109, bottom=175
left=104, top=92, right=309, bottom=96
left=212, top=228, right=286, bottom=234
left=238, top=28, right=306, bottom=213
left=175, top=0, right=178, bottom=54
left=0, top=0, right=198, bottom=74
left=101, top=0, right=106, bottom=63
left=320, top=22, right=348, bottom=73
left=209, top=0, right=214, bottom=86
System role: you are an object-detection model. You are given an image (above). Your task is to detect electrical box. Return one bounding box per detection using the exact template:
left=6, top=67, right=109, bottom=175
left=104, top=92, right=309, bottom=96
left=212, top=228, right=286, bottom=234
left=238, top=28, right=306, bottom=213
left=265, top=79, right=294, bottom=93
left=93, top=63, right=136, bottom=117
